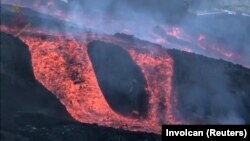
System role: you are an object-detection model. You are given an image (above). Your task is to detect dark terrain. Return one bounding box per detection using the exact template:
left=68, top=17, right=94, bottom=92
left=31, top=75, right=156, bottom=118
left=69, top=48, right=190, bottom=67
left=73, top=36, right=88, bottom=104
left=88, top=41, right=149, bottom=118
left=168, top=49, right=250, bottom=124
left=0, top=32, right=160, bottom=141
left=1, top=3, right=250, bottom=141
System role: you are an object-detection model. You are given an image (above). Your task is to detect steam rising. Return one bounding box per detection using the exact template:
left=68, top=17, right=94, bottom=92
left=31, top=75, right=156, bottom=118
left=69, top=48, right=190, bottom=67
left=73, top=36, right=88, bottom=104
left=66, top=1, right=249, bottom=125
left=1, top=0, right=249, bottom=125
left=60, top=0, right=68, bottom=3
left=67, top=0, right=250, bottom=68
left=171, top=50, right=247, bottom=124
left=2, top=0, right=249, bottom=67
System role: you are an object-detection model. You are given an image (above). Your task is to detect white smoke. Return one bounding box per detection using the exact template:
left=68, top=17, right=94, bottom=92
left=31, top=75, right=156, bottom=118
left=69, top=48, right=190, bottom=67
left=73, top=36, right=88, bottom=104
left=60, top=0, right=68, bottom=3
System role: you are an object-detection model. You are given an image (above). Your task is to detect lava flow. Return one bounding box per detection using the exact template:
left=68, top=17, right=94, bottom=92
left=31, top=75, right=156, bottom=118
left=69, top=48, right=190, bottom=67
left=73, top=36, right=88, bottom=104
left=2, top=0, right=249, bottom=68
left=151, top=26, right=248, bottom=67
left=1, top=26, right=183, bottom=134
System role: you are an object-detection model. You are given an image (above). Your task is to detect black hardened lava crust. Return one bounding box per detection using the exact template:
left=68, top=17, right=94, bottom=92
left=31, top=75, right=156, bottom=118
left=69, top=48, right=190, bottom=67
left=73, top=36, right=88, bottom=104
left=87, top=40, right=149, bottom=118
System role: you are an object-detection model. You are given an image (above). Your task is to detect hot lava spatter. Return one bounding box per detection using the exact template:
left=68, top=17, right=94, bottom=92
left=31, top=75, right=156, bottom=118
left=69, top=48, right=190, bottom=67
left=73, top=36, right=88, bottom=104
left=1, top=26, right=183, bottom=134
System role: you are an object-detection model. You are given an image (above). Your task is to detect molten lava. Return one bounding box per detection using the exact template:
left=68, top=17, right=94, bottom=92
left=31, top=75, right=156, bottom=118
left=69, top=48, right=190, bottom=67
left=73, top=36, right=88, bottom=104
left=152, top=26, right=246, bottom=67
left=2, top=1, right=248, bottom=68
left=1, top=26, right=183, bottom=134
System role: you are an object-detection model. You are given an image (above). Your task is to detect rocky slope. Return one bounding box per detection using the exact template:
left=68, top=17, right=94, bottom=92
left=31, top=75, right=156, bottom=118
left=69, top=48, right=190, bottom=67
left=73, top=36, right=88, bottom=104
left=0, top=32, right=160, bottom=141
left=1, top=3, right=250, bottom=141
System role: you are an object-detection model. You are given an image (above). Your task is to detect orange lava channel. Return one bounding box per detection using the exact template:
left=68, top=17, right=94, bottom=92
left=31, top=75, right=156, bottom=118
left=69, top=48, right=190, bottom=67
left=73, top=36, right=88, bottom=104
left=2, top=26, right=182, bottom=134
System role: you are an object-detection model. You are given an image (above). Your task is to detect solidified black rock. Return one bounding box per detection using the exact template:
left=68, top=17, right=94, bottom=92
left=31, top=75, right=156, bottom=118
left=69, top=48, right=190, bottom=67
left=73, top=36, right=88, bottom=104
left=0, top=32, right=74, bottom=129
left=87, top=40, right=149, bottom=118
left=168, top=49, right=250, bottom=124
left=0, top=32, right=160, bottom=141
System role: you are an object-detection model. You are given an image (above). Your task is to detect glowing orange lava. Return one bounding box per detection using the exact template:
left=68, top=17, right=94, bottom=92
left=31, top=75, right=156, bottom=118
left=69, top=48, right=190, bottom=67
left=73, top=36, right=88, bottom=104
left=152, top=26, right=246, bottom=67
left=197, top=34, right=243, bottom=61
left=1, top=26, right=183, bottom=134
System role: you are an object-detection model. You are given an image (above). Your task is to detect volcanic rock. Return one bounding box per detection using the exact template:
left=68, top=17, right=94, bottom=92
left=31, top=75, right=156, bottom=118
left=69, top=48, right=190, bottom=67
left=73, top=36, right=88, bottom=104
left=0, top=32, right=160, bottom=141
left=87, top=40, right=149, bottom=118
left=1, top=3, right=250, bottom=140
left=0, top=32, right=74, bottom=128
left=168, top=49, right=250, bottom=124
